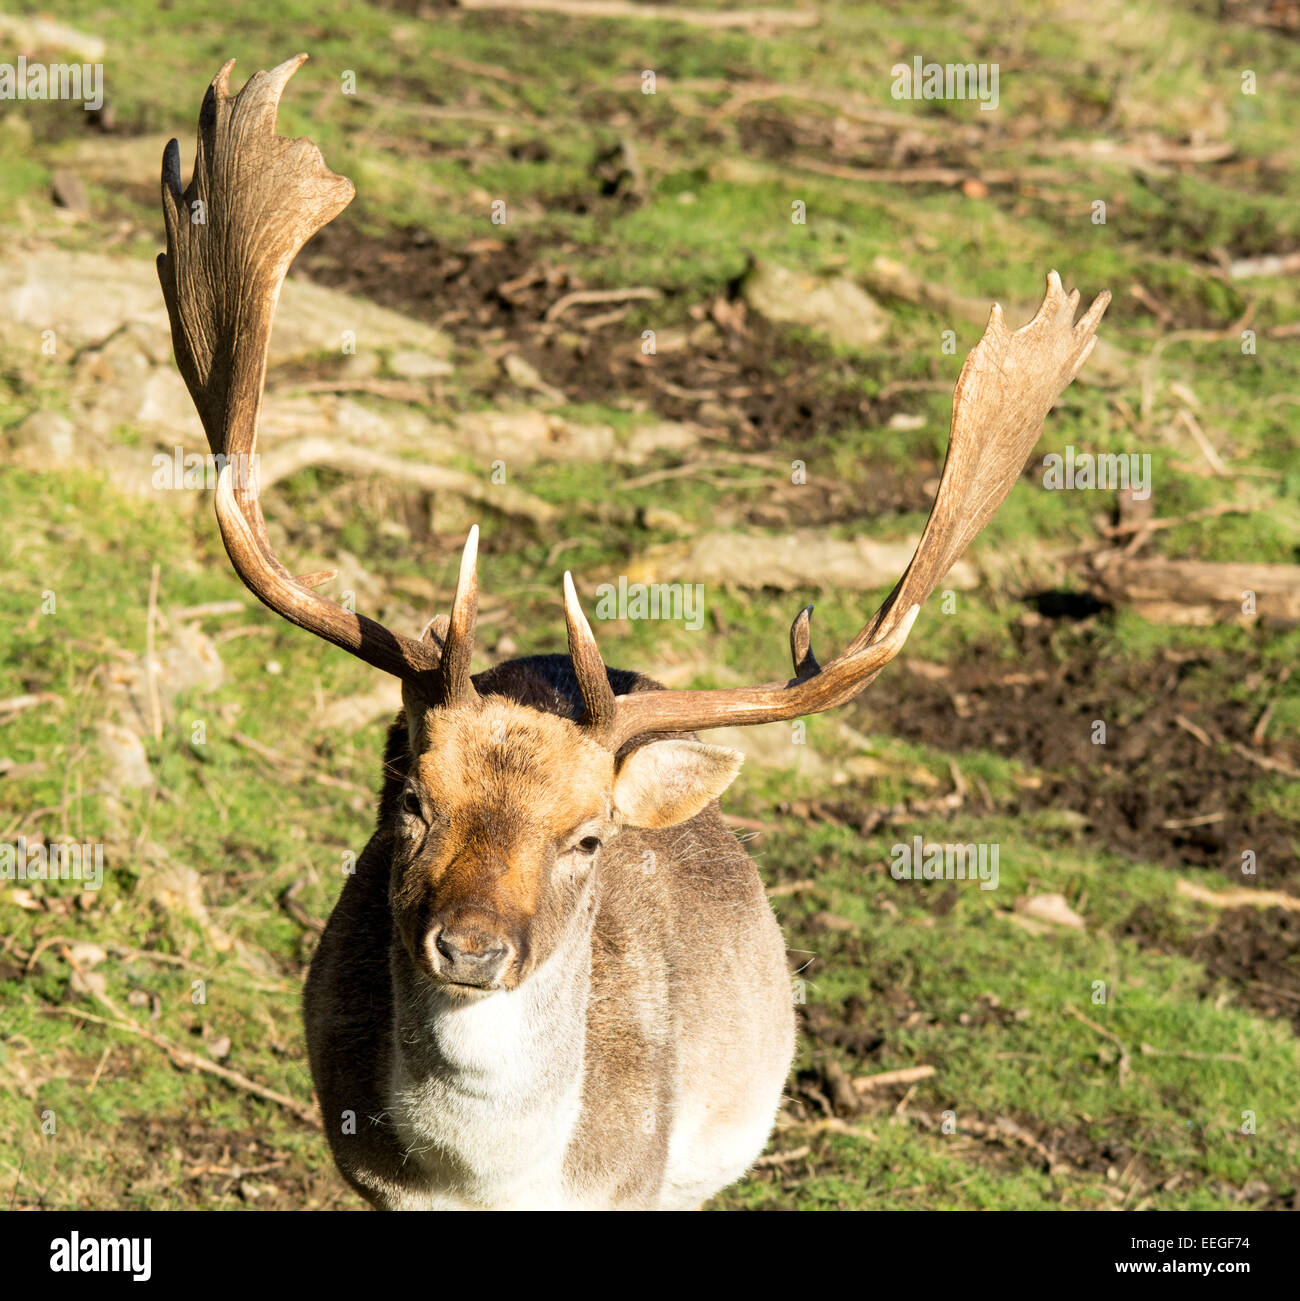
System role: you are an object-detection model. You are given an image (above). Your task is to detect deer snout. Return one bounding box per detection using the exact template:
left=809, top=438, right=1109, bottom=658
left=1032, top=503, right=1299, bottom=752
left=426, top=918, right=514, bottom=989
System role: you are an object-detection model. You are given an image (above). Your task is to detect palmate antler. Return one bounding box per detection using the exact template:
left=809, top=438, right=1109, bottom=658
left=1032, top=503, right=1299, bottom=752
left=567, top=272, right=1111, bottom=752
left=160, top=56, right=1109, bottom=746
left=158, top=54, right=461, bottom=693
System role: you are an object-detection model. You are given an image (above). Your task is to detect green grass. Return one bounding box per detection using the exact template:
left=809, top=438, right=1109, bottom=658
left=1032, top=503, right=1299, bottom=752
left=1, top=0, right=1298, bottom=1211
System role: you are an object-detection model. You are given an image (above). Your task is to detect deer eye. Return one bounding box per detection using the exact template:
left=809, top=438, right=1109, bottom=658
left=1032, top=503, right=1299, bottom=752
left=574, top=836, right=602, bottom=856
left=402, top=789, right=425, bottom=821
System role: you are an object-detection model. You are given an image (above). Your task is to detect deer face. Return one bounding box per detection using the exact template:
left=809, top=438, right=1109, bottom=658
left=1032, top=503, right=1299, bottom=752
left=391, top=697, right=743, bottom=995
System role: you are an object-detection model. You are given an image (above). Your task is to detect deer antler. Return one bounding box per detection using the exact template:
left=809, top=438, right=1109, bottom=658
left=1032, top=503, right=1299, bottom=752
left=158, top=55, right=477, bottom=698
left=160, top=59, right=1108, bottom=736
left=567, top=272, right=1110, bottom=753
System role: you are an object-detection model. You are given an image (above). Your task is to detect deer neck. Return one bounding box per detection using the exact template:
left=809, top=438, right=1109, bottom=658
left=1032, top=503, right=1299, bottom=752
left=394, top=911, right=594, bottom=1088
left=385, top=875, right=598, bottom=1203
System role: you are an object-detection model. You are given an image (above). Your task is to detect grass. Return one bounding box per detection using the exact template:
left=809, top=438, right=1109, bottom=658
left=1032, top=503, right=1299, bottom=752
left=1, top=0, right=1298, bottom=1211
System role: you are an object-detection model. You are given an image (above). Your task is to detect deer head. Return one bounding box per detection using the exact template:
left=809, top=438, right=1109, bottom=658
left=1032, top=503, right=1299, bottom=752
left=160, top=57, right=1109, bottom=995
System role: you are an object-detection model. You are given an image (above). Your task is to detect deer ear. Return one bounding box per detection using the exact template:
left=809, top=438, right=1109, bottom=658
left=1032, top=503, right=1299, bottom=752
left=612, top=740, right=743, bottom=829
left=401, top=679, right=431, bottom=753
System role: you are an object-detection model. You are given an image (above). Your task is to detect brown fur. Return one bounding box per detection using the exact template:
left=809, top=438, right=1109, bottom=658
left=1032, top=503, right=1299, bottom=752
left=303, top=655, right=795, bottom=1209
left=392, top=702, right=614, bottom=988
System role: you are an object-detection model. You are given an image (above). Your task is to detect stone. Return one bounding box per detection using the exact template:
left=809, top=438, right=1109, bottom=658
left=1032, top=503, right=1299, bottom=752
left=9, top=411, right=75, bottom=466
left=741, top=258, right=889, bottom=350
left=98, top=721, right=153, bottom=789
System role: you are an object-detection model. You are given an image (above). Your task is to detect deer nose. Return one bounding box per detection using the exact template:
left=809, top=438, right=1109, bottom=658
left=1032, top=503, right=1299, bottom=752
left=430, top=926, right=510, bottom=987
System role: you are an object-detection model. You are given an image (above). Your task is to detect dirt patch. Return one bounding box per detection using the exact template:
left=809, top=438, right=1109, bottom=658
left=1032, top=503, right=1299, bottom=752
left=1219, top=0, right=1300, bottom=39
left=851, top=620, right=1299, bottom=882
left=118, top=1115, right=345, bottom=1210
left=775, top=952, right=1296, bottom=1202
left=1123, top=902, right=1300, bottom=1032
left=297, top=218, right=932, bottom=520
left=1187, top=905, right=1300, bottom=1024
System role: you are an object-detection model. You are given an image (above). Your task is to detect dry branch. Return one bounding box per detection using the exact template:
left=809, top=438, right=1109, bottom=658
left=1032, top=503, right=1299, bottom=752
left=1090, top=556, right=1300, bottom=625
left=257, top=437, right=558, bottom=525
left=1176, top=880, right=1300, bottom=915
left=1064, top=1005, right=1131, bottom=1087
left=544, top=286, right=660, bottom=322
left=456, top=0, right=819, bottom=29
left=852, top=1064, right=936, bottom=1093
left=45, top=1006, right=319, bottom=1126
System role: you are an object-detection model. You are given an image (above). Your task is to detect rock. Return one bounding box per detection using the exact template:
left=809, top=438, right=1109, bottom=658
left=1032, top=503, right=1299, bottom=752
left=452, top=410, right=701, bottom=468
left=389, top=349, right=454, bottom=380
left=98, top=722, right=153, bottom=788
left=51, top=170, right=89, bottom=214
left=69, top=966, right=109, bottom=1001
left=0, top=14, right=106, bottom=59
left=68, top=942, right=107, bottom=968
left=65, top=134, right=175, bottom=182
left=135, top=848, right=231, bottom=950
left=157, top=622, right=224, bottom=697
left=1015, top=892, right=1086, bottom=931
left=315, top=680, right=402, bottom=734
left=809, top=911, right=858, bottom=934
left=624, top=421, right=698, bottom=461
left=627, top=529, right=975, bottom=593
left=741, top=259, right=889, bottom=350
left=887, top=412, right=926, bottom=431
left=702, top=722, right=836, bottom=779
left=339, top=351, right=382, bottom=380
left=709, top=157, right=772, bottom=186
left=136, top=368, right=203, bottom=437
left=0, top=250, right=451, bottom=364
left=277, top=277, right=452, bottom=363
left=75, top=322, right=191, bottom=440
left=8, top=411, right=75, bottom=467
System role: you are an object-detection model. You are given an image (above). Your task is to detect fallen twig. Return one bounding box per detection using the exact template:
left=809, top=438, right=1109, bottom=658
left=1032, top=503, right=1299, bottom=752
left=1064, top=1005, right=1131, bottom=1086
left=456, top=0, right=819, bottom=30
left=544, top=286, right=661, bottom=323
left=1100, top=502, right=1254, bottom=539
left=1229, top=250, right=1300, bottom=280
left=169, top=601, right=246, bottom=621
left=1173, top=713, right=1214, bottom=748
left=258, top=437, right=558, bottom=526
left=44, top=1006, right=318, bottom=1127
left=1092, top=557, right=1300, bottom=625
left=752, top=1144, right=811, bottom=1168
left=766, top=878, right=818, bottom=898
left=282, top=878, right=326, bottom=935
left=852, top=1064, right=936, bottom=1093
left=0, top=692, right=59, bottom=717
left=795, top=157, right=1071, bottom=189
left=87, top=1044, right=112, bottom=1092
left=1160, top=811, right=1224, bottom=830
left=1176, top=879, right=1300, bottom=914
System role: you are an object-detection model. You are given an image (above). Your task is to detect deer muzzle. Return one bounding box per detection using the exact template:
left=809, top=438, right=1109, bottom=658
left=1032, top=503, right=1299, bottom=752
left=422, top=908, right=519, bottom=991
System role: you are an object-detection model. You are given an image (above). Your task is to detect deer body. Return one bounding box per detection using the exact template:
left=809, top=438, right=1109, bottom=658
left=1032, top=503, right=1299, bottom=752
left=304, top=658, right=795, bottom=1210
left=158, top=56, right=1106, bottom=1210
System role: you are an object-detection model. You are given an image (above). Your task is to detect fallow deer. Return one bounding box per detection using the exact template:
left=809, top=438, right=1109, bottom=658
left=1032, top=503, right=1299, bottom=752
left=158, top=56, right=1108, bottom=1210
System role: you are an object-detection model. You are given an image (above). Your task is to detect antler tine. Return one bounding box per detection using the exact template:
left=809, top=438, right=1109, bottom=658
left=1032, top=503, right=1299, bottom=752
left=789, top=606, right=819, bottom=679
left=589, top=272, right=1109, bottom=754
left=160, top=56, right=441, bottom=683
left=563, top=572, right=617, bottom=733
left=427, top=528, right=481, bottom=708
left=844, top=270, right=1111, bottom=651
